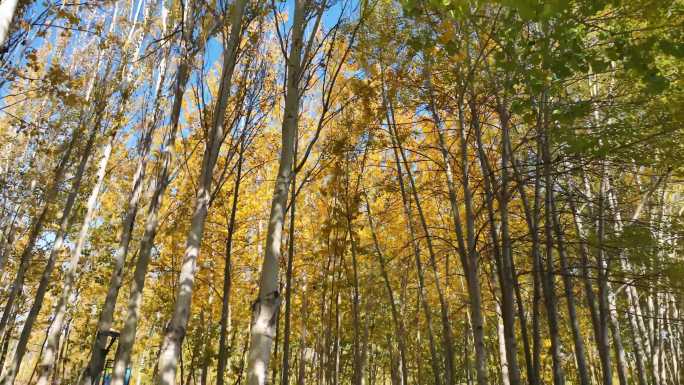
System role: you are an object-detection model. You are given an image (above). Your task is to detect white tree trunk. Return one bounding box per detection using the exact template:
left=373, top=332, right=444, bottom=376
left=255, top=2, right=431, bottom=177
left=0, top=0, right=19, bottom=49
left=40, top=2, right=152, bottom=379
left=0, top=2, right=109, bottom=345
left=496, top=301, right=511, bottom=385
left=0, top=119, right=99, bottom=385
left=0, top=125, right=79, bottom=341
left=246, top=1, right=305, bottom=384
left=156, top=2, right=247, bottom=383
left=80, top=5, right=166, bottom=382
left=35, top=132, right=114, bottom=385
left=109, top=8, right=197, bottom=385
left=0, top=219, right=16, bottom=277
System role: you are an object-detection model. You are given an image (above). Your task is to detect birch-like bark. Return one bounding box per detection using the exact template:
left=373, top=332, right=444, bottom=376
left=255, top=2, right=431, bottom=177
left=0, top=303, right=17, bottom=373
left=296, top=278, right=308, bottom=385
left=35, top=130, right=115, bottom=385
left=246, top=1, right=304, bottom=384
left=607, top=289, right=629, bottom=385
left=652, top=291, right=662, bottom=385
left=0, top=116, right=100, bottom=385
left=568, top=191, right=604, bottom=357
left=496, top=103, right=524, bottom=385
left=602, top=184, right=630, bottom=385
left=456, top=97, right=489, bottom=385
left=568, top=170, right=624, bottom=385
left=217, top=146, right=243, bottom=385
left=587, top=69, right=615, bottom=385
left=109, top=2, right=198, bottom=383
left=667, top=295, right=680, bottom=385
left=26, top=313, right=54, bottom=385
left=386, top=69, right=454, bottom=385
left=157, top=1, right=247, bottom=382
left=668, top=295, right=680, bottom=385
left=604, top=176, right=666, bottom=385
left=0, top=123, right=80, bottom=340
left=0, top=215, right=16, bottom=278
left=495, top=299, right=510, bottom=385
left=39, top=5, right=152, bottom=381
left=554, top=203, right=592, bottom=384
left=0, top=0, right=19, bottom=49
left=50, top=318, right=71, bottom=385
left=280, top=139, right=296, bottom=385
left=471, top=98, right=521, bottom=385
left=81, top=6, right=168, bottom=381
left=344, top=192, right=365, bottom=385
left=596, top=169, right=615, bottom=385
left=625, top=288, right=649, bottom=385
left=0, top=1, right=111, bottom=347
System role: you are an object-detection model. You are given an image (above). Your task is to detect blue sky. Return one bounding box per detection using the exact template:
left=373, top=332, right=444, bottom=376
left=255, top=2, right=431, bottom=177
left=0, top=0, right=360, bottom=147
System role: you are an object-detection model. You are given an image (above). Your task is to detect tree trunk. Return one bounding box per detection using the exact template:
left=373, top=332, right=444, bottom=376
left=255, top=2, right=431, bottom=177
left=365, top=197, right=408, bottom=385
left=667, top=295, right=680, bottom=385
left=246, top=1, right=304, bottom=384
left=296, top=276, right=308, bottom=385
left=347, top=211, right=363, bottom=385
left=109, top=3, right=197, bottom=383
left=0, top=216, right=16, bottom=278
left=625, top=289, right=649, bottom=385
left=496, top=299, right=510, bottom=385
left=606, top=178, right=662, bottom=385
left=81, top=6, right=168, bottom=381
left=0, top=304, right=17, bottom=373
left=0, top=10, right=113, bottom=354
left=568, top=191, right=605, bottom=371
left=382, top=82, right=441, bottom=385
left=217, top=147, right=243, bottom=385
left=386, top=68, right=454, bottom=385
left=199, top=308, right=212, bottom=385
left=547, top=178, right=591, bottom=385
left=36, top=128, right=115, bottom=385
left=393, top=112, right=455, bottom=385
left=596, top=171, right=614, bottom=385
left=0, top=116, right=100, bottom=385
left=456, top=98, right=489, bottom=385
left=608, top=290, right=629, bottom=385
left=540, top=130, right=565, bottom=385
left=51, top=318, right=72, bottom=385
left=157, top=1, right=247, bottom=383
left=472, top=99, right=521, bottom=385
left=508, top=130, right=543, bottom=385
left=0, top=0, right=19, bottom=49
left=26, top=315, right=55, bottom=385
left=280, top=140, right=296, bottom=385
left=496, top=102, right=524, bottom=385
left=0, top=121, right=81, bottom=340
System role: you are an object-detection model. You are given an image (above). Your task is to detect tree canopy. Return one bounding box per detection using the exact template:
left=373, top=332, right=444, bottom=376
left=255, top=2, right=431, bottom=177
left=0, top=1, right=682, bottom=385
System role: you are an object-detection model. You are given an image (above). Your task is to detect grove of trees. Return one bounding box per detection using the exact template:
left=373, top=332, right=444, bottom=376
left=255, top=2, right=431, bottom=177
left=0, top=1, right=682, bottom=385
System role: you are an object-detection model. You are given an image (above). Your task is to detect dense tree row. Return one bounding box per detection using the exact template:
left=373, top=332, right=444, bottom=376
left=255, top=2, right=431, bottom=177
left=0, top=1, right=682, bottom=385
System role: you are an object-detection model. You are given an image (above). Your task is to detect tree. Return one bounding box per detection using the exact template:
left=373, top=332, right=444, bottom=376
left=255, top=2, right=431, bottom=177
left=0, top=1, right=682, bottom=385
